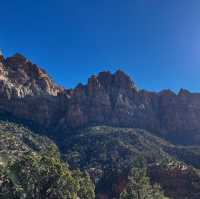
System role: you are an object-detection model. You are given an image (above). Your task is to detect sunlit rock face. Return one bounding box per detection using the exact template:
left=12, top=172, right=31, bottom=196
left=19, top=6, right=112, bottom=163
left=0, top=53, right=64, bottom=129
left=0, top=53, right=61, bottom=99
left=1, top=53, right=200, bottom=144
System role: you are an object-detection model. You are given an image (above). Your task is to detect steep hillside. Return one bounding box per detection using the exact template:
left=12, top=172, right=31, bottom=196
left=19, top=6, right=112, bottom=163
left=62, top=126, right=200, bottom=199
left=0, top=120, right=95, bottom=199
left=1, top=121, right=200, bottom=199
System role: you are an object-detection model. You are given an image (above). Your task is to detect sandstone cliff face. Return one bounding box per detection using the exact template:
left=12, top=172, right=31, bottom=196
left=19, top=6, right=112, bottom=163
left=65, top=70, right=160, bottom=131
left=0, top=53, right=60, bottom=98
left=63, top=70, right=200, bottom=145
left=1, top=53, right=200, bottom=144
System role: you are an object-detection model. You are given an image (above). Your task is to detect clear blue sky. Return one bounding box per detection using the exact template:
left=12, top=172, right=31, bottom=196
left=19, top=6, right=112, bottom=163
left=1, top=0, right=200, bottom=92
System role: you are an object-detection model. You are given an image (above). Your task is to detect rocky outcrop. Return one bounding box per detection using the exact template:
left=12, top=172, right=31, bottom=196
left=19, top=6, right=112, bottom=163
left=149, top=164, right=200, bottom=199
left=1, top=53, right=200, bottom=144
left=0, top=53, right=61, bottom=99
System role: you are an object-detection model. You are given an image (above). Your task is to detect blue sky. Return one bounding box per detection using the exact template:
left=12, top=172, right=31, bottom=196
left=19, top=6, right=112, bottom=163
left=1, top=0, right=200, bottom=92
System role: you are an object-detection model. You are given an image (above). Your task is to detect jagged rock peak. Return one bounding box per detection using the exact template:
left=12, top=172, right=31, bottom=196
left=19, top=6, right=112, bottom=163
left=159, top=89, right=176, bottom=96
left=87, top=69, right=137, bottom=91
left=0, top=53, right=61, bottom=98
left=114, top=69, right=137, bottom=89
left=11, top=52, right=27, bottom=60
left=5, top=53, right=27, bottom=65
left=178, top=88, right=191, bottom=96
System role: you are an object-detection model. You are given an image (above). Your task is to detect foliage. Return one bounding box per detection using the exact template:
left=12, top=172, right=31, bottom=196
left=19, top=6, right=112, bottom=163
left=72, top=170, right=95, bottom=199
left=0, top=121, right=95, bottom=199
left=2, top=121, right=200, bottom=199
left=119, top=167, right=169, bottom=199
left=0, top=153, right=95, bottom=199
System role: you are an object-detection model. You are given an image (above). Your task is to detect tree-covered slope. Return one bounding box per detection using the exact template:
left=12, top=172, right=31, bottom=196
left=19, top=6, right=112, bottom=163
left=1, top=121, right=200, bottom=199
left=0, top=121, right=95, bottom=199
left=62, top=126, right=200, bottom=199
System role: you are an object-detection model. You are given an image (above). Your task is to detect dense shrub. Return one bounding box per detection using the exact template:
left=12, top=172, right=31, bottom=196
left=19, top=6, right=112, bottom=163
left=0, top=153, right=95, bottom=199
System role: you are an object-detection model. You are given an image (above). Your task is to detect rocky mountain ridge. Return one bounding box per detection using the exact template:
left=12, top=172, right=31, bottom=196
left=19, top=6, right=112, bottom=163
left=1, top=53, right=200, bottom=144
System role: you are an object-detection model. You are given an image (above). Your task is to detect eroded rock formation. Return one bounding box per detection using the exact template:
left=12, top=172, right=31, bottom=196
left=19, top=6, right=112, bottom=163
left=1, top=53, right=200, bottom=144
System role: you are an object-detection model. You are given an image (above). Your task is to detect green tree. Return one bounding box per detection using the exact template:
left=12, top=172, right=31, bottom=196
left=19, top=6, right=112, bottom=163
left=72, top=170, right=95, bottom=199
left=119, top=167, right=169, bottom=199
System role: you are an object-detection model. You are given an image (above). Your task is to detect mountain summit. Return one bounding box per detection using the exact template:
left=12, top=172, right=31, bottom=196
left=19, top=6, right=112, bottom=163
left=0, top=53, right=60, bottom=98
